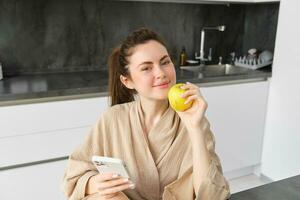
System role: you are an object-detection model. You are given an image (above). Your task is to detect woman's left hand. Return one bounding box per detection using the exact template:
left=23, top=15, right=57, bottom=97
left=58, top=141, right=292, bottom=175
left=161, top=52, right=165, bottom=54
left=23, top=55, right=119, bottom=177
left=176, top=82, right=208, bottom=130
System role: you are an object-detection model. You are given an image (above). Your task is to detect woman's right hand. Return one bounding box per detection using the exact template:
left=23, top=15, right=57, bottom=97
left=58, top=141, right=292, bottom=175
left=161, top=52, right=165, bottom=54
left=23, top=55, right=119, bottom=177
left=85, top=172, right=135, bottom=199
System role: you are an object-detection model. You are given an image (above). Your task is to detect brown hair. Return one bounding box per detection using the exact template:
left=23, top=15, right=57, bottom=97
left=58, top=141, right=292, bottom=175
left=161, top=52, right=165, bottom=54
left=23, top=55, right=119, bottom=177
left=108, top=27, right=167, bottom=106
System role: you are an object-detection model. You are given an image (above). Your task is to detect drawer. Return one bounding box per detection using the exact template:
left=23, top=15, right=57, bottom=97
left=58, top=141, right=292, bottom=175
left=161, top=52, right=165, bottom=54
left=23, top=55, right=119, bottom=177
left=0, top=97, right=107, bottom=138
left=0, top=126, right=89, bottom=168
left=0, top=160, right=67, bottom=200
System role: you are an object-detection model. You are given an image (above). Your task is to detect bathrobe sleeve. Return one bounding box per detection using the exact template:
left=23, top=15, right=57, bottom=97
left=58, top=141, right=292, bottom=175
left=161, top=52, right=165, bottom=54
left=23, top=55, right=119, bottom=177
left=61, top=115, right=129, bottom=200
left=195, top=129, right=231, bottom=200
left=163, top=127, right=231, bottom=200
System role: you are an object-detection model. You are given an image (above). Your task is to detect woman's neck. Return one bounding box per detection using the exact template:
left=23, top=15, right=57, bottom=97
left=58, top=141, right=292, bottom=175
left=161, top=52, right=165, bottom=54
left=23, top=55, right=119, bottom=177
left=139, top=97, right=169, bottom=134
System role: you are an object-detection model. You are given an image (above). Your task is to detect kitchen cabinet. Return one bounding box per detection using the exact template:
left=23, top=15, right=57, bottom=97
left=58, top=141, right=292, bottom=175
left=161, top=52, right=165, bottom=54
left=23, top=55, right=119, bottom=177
left=0, top=97, right=108, bottom=168
left=261, top=0, right=300, bottom=181
left=0, top=160, right=67, bottom=200
left=117, top=0, right=280, bottom=4
left=0, top=79, right=270, bottom=185
left=200, top=80, right=270, bottom=179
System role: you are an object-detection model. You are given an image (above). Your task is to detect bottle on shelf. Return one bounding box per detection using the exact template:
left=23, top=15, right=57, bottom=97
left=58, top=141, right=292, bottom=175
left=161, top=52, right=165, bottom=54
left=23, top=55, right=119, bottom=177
left=179, top=46, right=187, bottom=66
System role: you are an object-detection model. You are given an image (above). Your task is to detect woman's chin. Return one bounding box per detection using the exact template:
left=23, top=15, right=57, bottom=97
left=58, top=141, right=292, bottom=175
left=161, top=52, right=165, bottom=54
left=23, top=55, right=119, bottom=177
left=154, top=94, right=168, bottom=101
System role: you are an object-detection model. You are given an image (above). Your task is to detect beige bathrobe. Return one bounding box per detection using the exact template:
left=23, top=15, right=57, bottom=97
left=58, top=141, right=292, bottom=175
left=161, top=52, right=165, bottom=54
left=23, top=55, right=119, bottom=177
left=62, top=100, right=230, bottom=200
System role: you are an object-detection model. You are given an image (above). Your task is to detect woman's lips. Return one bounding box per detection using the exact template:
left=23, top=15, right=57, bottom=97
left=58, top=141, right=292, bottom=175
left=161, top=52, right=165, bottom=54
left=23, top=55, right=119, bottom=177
left=153, top=82, right=170, bottom=88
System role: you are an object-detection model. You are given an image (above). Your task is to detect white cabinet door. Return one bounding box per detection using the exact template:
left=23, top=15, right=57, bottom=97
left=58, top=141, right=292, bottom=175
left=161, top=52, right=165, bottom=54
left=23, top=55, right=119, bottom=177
left=200, top=80, right=270, bottom=174
left=0, top=97, right=108, bottom=167
left=0, top=97, right=108, bottom=138
left=0, top=127, right=88, bottom=167
left=0, top=160, right=67, bottom=200
left=261, top=0, right=300, bottom=181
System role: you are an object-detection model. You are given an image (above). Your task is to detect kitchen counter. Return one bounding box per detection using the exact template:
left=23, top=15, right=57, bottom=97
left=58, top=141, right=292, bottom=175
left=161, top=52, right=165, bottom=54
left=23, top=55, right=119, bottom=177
left=0, top=65, right=271, bottom=106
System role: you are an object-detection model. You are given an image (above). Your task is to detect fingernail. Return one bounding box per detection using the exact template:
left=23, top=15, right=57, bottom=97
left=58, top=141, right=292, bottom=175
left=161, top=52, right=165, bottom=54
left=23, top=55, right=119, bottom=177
left=180, top=94, right=184, bottom=98
left=129, top=183, right=135, bottom=189
left=123, top=178, right=129, bottom=182
left=112, top=174, right=119, bottom=178
left=184, top=101, right=188, bottom=105
left=186, top=82, right=191, bottom=84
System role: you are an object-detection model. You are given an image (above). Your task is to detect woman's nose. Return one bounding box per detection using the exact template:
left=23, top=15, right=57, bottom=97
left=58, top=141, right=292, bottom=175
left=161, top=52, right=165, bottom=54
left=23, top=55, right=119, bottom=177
left=154, top=65, right=166, bottom=79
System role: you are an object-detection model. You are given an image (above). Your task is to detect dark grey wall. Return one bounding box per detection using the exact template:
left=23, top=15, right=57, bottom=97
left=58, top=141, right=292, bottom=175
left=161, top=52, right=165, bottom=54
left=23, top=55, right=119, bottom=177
left=242, top=3, right=279, bottom=54
left=0, top=0, right=279, bottom=76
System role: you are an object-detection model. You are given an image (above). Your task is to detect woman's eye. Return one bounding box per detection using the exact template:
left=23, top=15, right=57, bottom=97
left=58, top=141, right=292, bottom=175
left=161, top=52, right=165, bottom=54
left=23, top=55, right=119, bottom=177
left=162, top=60, right=171, bottom=65
left=141, top=66, right=151, bottom=71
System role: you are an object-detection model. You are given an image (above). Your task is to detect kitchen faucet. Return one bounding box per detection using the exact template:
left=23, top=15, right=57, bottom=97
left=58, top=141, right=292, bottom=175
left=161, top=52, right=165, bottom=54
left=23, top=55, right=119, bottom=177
left=195, top=25, right=226, bottom=65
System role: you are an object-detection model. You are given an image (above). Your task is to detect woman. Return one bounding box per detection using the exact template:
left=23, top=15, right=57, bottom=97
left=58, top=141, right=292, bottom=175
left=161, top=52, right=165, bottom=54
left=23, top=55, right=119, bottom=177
left=62, top=28, right=230, bottom=200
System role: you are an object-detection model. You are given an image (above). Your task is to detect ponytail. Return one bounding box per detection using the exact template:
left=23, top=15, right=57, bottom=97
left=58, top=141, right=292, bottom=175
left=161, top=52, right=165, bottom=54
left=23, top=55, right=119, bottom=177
left=108, top=46, right=135, bottom=106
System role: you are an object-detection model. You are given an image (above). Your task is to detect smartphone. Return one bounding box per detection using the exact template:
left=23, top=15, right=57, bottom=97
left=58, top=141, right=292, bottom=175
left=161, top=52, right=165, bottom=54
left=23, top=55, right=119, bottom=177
left=92, top=156, right=130, bottom=179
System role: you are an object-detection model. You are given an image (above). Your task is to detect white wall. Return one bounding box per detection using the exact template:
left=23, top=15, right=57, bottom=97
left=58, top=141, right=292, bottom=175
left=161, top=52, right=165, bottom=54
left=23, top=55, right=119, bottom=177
left=261, top=0, right=300, bottom=181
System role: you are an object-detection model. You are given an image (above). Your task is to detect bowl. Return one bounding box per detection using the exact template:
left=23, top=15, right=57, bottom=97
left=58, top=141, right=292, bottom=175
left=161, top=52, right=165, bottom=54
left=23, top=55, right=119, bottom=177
left=259, top=50, right=273, bottom=62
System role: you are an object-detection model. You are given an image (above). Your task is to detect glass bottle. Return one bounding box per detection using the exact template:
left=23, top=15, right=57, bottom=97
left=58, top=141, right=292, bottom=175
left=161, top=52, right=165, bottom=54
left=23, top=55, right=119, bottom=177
left=180, top=46, right=187, bottom=66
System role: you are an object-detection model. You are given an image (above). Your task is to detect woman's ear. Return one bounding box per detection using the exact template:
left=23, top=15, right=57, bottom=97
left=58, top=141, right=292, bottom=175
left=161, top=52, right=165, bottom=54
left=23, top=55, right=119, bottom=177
left=120, top=75, right=134, bottom=90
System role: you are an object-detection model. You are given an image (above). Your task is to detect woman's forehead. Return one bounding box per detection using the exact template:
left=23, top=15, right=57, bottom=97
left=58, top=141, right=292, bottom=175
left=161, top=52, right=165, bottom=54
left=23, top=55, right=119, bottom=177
left=128, top=41, right=168, bottom=64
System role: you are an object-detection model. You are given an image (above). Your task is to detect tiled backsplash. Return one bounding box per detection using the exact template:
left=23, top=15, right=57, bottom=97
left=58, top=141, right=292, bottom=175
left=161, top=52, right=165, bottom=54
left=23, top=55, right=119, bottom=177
left=0, top=0, right=279, bottom=76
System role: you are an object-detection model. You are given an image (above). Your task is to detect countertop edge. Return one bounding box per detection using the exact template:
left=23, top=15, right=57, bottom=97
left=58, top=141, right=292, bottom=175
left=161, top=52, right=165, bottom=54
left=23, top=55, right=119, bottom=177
left=0, top=77, right=269, bottom=107
left=0, top=92, right=107, bottom=107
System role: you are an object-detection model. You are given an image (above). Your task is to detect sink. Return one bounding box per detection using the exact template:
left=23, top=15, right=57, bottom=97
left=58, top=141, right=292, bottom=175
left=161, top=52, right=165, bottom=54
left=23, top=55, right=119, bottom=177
left=204, top=64, right=239, bottom=76
left=180, top=65, right=203, bottom=72
left=180, top=64, right=248, bottom=76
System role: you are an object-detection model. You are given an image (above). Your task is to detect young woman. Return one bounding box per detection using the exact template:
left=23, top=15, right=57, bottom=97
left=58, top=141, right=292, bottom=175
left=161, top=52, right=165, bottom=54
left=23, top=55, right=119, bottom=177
left=62, top=28, right=230, bottom=200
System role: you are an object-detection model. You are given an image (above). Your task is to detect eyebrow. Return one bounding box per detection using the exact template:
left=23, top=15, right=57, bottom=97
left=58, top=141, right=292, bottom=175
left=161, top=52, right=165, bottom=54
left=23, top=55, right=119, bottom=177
left=137, top=55, right=170, bottom=67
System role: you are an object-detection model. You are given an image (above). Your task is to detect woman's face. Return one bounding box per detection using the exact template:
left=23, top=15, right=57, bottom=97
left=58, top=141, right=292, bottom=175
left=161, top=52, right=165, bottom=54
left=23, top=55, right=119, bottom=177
left=121, top=40, right=176, bottom=101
